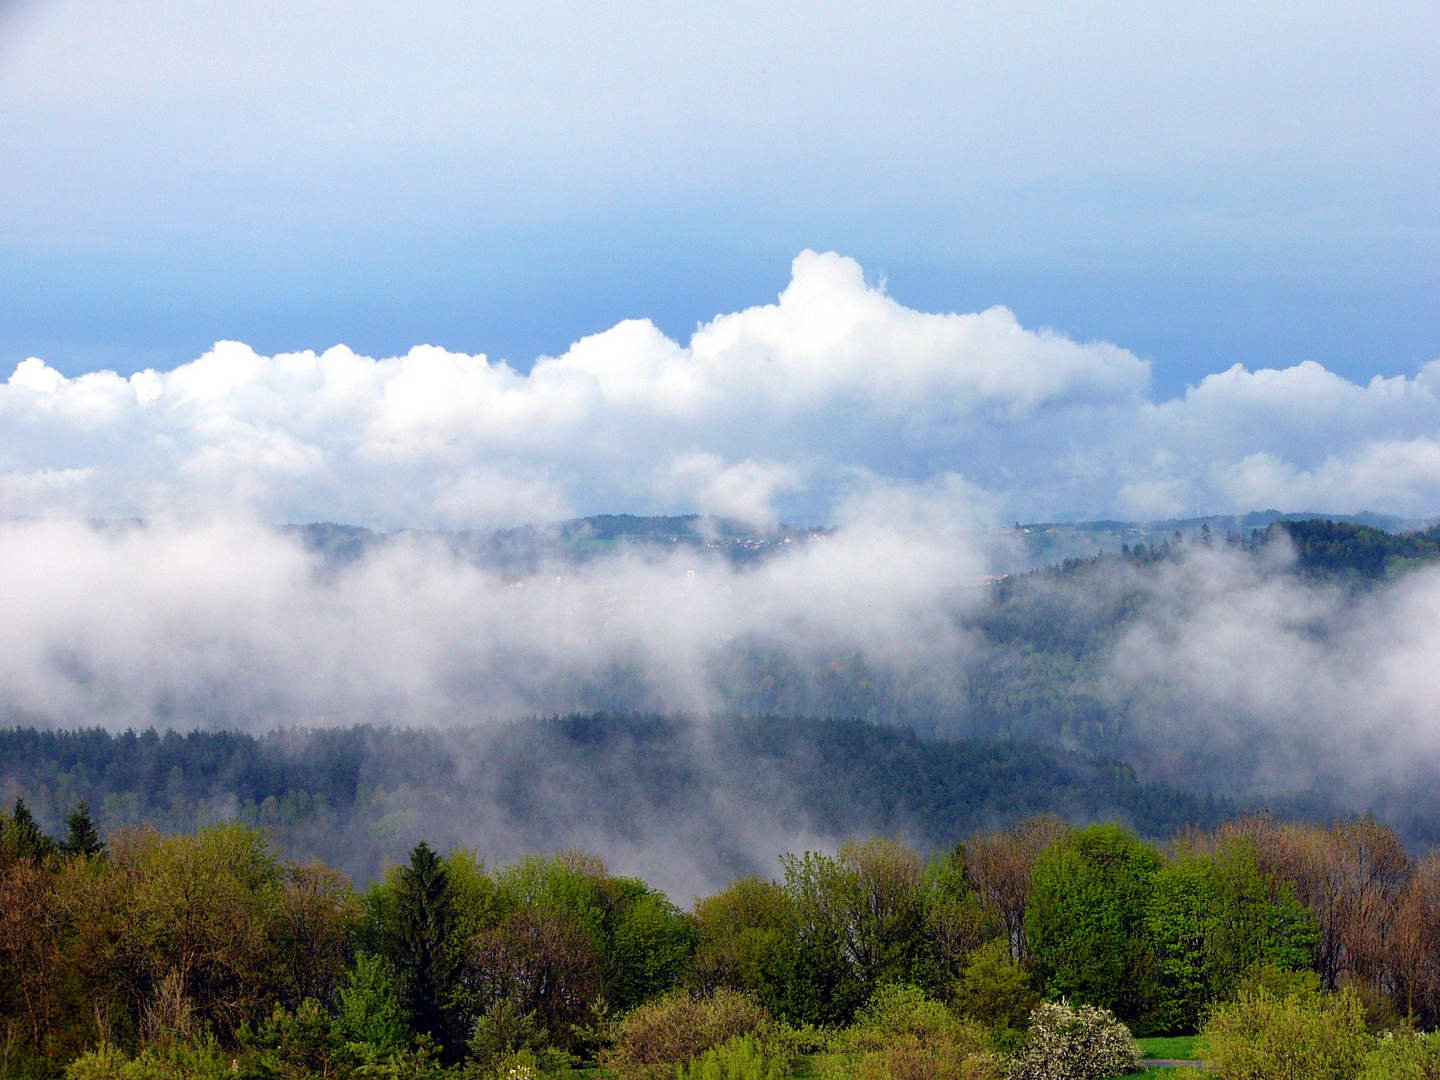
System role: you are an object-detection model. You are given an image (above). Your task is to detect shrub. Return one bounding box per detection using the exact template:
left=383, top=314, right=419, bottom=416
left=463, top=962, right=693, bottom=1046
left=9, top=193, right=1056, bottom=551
left=676, top=1034, right=786, bottom=1080
left=65, top=1040, right=233, bottom=1080
left=835, top=985, right=983, bottom=1053
left=1362, top=1030, right=1440, bottom=1080
left=1198, top=982, right=1368, bottom=1080
left=825, top=985, right=1001, bottom=1080
left=1005, top=1000, right=1142, bottom=1080
left=603, top=989, right=771, bottom=1079
left=951, top=941, right=1038, bottom=1033
left=467, top=1000, right=573, bottom=1074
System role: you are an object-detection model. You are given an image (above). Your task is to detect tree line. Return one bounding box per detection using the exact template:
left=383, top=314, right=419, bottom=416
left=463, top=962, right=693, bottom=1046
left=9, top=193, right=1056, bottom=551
left=6, top=799, right=1440, bottom=1078
left=0, top=718, right=1228, bottom=886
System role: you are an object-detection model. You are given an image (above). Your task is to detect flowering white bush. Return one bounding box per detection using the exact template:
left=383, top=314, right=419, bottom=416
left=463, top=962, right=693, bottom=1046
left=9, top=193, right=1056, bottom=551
left=1006, top=1000, right=1142, bottom=1080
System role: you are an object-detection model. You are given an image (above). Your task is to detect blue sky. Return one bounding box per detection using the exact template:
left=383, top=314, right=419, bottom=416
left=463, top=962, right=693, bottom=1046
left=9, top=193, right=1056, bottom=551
left=0, top=1, right=1438, bottom=524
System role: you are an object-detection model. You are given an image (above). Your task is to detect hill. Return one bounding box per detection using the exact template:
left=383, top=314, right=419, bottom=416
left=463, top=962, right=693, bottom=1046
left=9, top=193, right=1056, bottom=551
left=0, top=714, right=1229, bottom=890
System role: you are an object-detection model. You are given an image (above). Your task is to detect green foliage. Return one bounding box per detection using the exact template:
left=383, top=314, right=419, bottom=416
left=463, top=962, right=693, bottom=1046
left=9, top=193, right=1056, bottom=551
left=387, top=843, right=459, bottom=1051
left=779, top=839, right=928, bottom=1025
left=1005, top=1000, right=1143, bottom=1080
left=1198, top=981, right=1369, bottom=1080
left=1024, top=825, right=1161, bottom=1021
left=602, top=989, right=771, bottom=1079
left=61, top=802, right=104, bottom=859
left=338, top=953, right=413, bottom=1051
left=692, top=875, right=797, bottom=1008
left=815, top=983, right=1000, bottom=1080
left=1362, top=1030, right=1440, bottom=1080
left=952, top=940, right=1038, bottom=1033
left=0, top=716, right=1233, bottom=886
left=674, top=1034, right=785, bottom=1080
left=65, top=1039, right=233, bottom=1080
left=610, top=891, right=699, bottom=1010
left=831, top=983, right=975, bottom=1052
left=243, top=998, right=355, bottom=1079
left=6, top=810, right=1440, bottom=1080
left=1144, top=839, right=1318, bottom=1033
left=4, top=797, right=57, bottom=862
left=918, top=845, right=1004, bottom=992
left=466, top=1000, right=545, bottom=1072
left=1273, top=519, right=1440, bottom=581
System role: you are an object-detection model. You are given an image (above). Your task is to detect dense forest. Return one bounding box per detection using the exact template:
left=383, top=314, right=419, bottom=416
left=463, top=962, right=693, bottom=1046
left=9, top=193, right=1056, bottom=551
left=5, top=802, right=1440, bottom=1080
left=0, top=717, right=1227, bottom=888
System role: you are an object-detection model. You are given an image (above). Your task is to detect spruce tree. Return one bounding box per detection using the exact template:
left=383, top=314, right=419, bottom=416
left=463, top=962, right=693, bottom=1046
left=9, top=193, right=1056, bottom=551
left=390, top=842, right=458, bottom=1052
left=62, top=800, right=104, bottom=857
left=8, top=797, right=56, bottom=861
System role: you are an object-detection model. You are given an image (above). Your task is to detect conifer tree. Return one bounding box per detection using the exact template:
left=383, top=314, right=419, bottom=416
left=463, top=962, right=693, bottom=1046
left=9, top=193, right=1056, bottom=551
left=7, top=796, right=56, bottom=861
left=62, top=800, right=104, bottom=857
left=390, top=841, right=458, bottom=1051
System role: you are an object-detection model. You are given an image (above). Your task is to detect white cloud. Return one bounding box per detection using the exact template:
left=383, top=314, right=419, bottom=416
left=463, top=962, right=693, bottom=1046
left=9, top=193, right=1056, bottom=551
left=2, top=251, right=1439, bottom=526
left=0, top=475, right=987, bottom=729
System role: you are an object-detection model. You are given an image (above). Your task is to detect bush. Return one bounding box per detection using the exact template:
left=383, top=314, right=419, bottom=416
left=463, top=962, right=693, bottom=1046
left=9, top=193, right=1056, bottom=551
left=951, top=941, right=1038, bottom=1033
left=1362, top=1030, right=1440, bottom=1080
left=66, top=1041, right=233, bottom=1080
left=834, top=985, right=984, bottom=1054
left=1198, top=983, right=1368, bottom=1080
left=603, top=989, right=771, bottom=1079
left=822, top=985, right=1001, bottom=1080
left=676, top=1034, right=786, bottom=1080
left=1005, top=1000, right=1142, bottom=1080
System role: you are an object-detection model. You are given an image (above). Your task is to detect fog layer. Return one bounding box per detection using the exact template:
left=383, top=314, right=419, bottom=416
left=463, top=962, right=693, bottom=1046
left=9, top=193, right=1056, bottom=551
left=0, top=482, right=991, bottom=729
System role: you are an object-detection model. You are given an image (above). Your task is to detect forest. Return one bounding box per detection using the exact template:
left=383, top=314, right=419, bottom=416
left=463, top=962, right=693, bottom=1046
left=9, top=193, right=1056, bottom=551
left=5, top=800, right=1440, bottom=1080
left=0, top=717, right=1228, bottom=887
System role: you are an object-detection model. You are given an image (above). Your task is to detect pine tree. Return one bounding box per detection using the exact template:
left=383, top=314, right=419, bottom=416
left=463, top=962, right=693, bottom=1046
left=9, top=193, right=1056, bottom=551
left=62, top=800, right=104, bottom=858
left=390, top=842, right=458, bottom=1052
left=7, top=797, right=56, bottom=861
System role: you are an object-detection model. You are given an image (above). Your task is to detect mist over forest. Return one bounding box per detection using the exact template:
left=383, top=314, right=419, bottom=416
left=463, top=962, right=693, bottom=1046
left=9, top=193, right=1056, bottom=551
left=6, top=512, right=1440, bottom=894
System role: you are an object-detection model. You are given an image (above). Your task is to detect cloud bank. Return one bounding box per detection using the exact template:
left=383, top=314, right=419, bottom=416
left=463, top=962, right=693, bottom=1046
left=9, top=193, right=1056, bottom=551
left=7, top=251, right=1440, bottom=527
left=0, top=483, right=992, bottom=730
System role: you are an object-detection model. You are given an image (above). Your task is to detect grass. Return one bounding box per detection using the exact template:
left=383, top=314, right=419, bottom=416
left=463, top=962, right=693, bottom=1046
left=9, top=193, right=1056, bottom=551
left=1136, top=1035, right=1200, bottom=1060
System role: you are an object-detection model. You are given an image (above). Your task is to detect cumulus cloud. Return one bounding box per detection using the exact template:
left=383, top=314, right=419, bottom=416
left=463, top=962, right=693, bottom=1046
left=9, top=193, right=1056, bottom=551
left=2, top=250, right=1439, bottom=527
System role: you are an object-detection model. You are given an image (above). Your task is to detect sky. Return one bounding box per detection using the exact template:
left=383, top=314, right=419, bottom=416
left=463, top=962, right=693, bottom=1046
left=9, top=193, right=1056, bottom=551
left=0, top=0, right=1438, bottom=525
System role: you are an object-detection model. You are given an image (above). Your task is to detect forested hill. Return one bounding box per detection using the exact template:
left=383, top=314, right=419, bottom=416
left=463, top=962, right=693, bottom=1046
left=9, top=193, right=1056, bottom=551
left=0, top=715, right=1228, bottom=886
left=289, top=514, right=831, bottom=573
left=1269, top=518, right=1440, bottom=580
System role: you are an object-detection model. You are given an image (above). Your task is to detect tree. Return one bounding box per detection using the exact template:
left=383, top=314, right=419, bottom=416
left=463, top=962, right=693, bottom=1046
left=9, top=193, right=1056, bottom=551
left=274, top=861, right=359, bottom=1007
left=62, top=801, right=104, bottom=859
left=463, top=908, right=601, bottom=1045
left=387, top=842, right=458, bottom=1052
left=1229, top=814, right=1410, bottom=991
left=337, top=952, right=411, bottom=1051
left=608, top=890, right=697, bottom=1009
left=965, top=816, right=1072, bottom=961
left=690, top=875, right=798, bottom=1018
left=1145, top=838, right=1317, bottom=1033
left=950, top=938, right=1037, bottom=1032
left=5, top=798, right=56, bottom=863
left=916, top=844, right=1002, bottom=990
left=780, top=837, right=928, bottom=1023
left=117, top=823, right=287, bottom=1041
left=1388, top=851, right=1440, bottom=1027
left=1024, top=824, right=1160, bottom=1020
